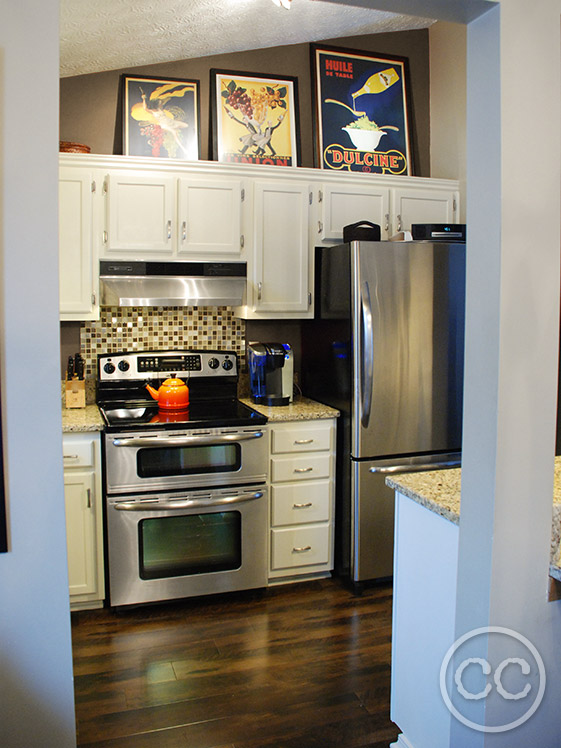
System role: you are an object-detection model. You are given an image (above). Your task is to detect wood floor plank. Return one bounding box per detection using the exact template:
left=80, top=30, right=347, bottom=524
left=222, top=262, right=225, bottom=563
left=72, top=579, right=399, bottom=747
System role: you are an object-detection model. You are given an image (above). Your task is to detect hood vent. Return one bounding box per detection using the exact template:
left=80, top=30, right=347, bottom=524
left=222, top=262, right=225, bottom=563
left=99, top=261, right=246, bottom=307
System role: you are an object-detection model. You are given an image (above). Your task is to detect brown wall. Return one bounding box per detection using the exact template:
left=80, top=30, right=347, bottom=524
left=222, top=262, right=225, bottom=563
left=60, top=29, right=430, bottom=176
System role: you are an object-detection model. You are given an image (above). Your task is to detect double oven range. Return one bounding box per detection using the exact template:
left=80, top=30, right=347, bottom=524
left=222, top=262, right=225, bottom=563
left=97, top=350, right=268, bottom=608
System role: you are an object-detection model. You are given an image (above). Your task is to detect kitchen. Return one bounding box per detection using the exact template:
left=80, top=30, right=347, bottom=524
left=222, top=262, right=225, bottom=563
left=1, top=1, right=560, bottom=748
left=59, top=15, right=462, bottom=610
left=56, top=8, right=464, bottom=744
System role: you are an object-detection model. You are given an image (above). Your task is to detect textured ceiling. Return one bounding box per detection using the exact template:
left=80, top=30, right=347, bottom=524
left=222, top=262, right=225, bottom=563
left=60, top=0, right=434, bottom=78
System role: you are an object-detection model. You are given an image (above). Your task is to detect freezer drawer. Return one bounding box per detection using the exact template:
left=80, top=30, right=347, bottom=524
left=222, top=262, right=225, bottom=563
left=351, top=460, right=396, bottom=582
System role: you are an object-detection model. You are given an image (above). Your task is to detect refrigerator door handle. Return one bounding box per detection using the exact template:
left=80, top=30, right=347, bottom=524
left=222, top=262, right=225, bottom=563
left=360, top=280, right=374, bottom=428
left=369, top=458, right=461, bottom=475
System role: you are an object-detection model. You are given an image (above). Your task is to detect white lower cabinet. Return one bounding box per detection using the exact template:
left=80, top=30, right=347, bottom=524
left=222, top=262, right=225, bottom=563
left=268, top=419, right=336, bottom=581
left=62, top=432, right=105, bottom=609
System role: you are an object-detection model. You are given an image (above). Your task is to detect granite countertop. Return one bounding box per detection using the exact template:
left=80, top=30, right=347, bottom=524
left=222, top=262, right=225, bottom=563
left=386, top=460, right=561, bottom=582
left=62, top=404, right=105, bottom=432
left=241, top=396, right=339, bottom=422
left=61, top=392, right=338, bottom=432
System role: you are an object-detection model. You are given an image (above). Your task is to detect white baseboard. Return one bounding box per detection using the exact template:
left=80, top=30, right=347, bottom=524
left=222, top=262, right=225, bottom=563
left=390, top=735, right=416, bottom=748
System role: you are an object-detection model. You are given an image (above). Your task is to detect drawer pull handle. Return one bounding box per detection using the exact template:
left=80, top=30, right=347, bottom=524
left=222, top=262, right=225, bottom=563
left=63, top=454, right=79, bottom=460
left=294, top=439, right=313, bottom=445
left=293, top=502, right=313, bottom=508
left=292, top=545, right=312, bottom=553
left=294, top=467, right=313, bottom=473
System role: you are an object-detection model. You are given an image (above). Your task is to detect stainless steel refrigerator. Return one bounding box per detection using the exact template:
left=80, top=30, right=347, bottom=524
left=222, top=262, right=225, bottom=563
left=301, top=237, right=466, bottom=588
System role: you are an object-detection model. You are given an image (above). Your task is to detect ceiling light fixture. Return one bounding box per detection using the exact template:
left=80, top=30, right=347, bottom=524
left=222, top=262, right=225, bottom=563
left=272, top=0, right=292, bottom=9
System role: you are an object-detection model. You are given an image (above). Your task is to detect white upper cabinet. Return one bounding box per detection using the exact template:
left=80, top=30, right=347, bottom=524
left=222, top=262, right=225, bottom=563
left=314, top=178, right=460, bottom=244
left=317, top=182, right=391, bottom=242
left=101, top=171, right=244, bottom=260
left=59, top=167, right=99, bottom=320
left=177, top=177, right=243, bottom=257
left=104, top=173, right=176, bottom=254
left=59, top=154, right=462, bottom=320
left=243, top=179, right=311, bottom=318
left=391, top=185, right=459, bottom=235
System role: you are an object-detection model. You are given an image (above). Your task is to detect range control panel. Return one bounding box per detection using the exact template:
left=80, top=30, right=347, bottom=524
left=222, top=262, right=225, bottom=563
left=98, top=350, right=238, bottom=381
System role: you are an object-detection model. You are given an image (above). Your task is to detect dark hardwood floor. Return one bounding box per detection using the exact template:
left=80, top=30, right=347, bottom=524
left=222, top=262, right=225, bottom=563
left=71, top=578, right=398, bottom=748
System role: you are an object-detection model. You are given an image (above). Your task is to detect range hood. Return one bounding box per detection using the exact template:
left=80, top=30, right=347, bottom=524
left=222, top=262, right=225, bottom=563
left=99, top=261, right=246, bottom=307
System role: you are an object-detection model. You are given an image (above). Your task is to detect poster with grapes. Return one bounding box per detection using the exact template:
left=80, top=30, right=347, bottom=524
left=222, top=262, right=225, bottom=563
left=122, top=75, right=200, bottom=160
left=311, top=44, right=414, bottom=175
left=211, top=70, right=300, bottom=166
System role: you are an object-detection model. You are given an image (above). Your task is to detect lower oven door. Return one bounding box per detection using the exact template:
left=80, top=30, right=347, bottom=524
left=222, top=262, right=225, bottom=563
left=105, top=427, right=268, bottom=494
left=106, top=486, right=268, bottom=607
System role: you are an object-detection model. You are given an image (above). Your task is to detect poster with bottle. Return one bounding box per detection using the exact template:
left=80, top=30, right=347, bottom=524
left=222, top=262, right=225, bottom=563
left=211, top=70, right=301, bottom=167
left=311, top=45, right=413, bottom=175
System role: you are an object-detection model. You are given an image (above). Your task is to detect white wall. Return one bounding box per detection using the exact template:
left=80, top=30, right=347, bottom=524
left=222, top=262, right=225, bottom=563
left=0, top=2, right=77, bottom=746
left=455, top=1, right=561, bottom=743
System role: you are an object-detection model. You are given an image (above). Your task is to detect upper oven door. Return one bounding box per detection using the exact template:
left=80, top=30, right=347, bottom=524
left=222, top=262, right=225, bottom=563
left=104, top=426, right=268, bottom=494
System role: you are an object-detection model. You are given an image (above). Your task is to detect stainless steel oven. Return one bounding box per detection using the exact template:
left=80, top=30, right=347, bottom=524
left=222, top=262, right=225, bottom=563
left=97, top=349, right=269, bottom=608
left=104, top=426, right=267, bottom=494
left=106, top=485, right=267, bottom=607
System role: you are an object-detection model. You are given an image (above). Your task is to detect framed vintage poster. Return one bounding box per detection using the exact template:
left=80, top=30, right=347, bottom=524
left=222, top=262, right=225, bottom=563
left=122, top=75, right=200, bottom=160
left=210, top=69, right=300, bottom=166
left=311, top=44, right=414, bottom=176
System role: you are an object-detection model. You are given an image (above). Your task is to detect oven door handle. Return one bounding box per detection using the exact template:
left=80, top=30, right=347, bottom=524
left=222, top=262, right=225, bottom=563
left=112, top=431, right=264, bottom=448
left=112, top=490, right=264, bottom=512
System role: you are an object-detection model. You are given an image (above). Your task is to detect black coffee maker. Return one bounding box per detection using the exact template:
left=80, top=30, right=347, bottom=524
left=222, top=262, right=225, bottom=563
left=247, top=342, right=294, bottom=406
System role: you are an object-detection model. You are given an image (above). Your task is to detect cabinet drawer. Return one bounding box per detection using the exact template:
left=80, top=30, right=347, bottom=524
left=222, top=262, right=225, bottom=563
left=62, top=437, right=95, bottom=468
left=271, top=422, right=332, bottom=454
left=271, top=525, right=330, bottom=570
left=271, top=453, right=330, bottom=483
left=271, top=481, right=330, bottom=526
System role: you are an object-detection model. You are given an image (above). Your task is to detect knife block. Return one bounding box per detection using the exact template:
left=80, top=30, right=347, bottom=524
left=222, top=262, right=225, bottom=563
left=65, top=378, right=86, bottom=409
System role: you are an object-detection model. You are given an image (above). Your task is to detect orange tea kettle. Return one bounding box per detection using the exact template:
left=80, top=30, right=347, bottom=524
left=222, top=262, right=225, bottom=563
left=146, top=376, right=189, bottom=410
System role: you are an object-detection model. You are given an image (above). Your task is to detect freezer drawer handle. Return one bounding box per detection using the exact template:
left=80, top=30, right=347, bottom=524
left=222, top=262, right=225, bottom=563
left=369, top=459, right=461, bottom=475
left=112, top=490, right=264, bottom=512
left=112, top=431, right=264, bottom=448
left=292, top=546, right=312, bottom=553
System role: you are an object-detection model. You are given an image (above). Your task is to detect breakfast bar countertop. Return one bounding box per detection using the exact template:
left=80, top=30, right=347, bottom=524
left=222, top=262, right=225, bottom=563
left=386, top=460, right=561, bottom=582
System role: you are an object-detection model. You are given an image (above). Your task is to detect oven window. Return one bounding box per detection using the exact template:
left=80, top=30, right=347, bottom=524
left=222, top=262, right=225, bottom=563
left=137, top=443, right=241, bottom=478
left=139, top=511, right=242, bottom=579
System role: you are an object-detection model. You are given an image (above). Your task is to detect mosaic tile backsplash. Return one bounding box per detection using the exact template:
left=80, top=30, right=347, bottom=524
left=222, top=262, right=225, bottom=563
left=80, top=306, right=246, bottom=378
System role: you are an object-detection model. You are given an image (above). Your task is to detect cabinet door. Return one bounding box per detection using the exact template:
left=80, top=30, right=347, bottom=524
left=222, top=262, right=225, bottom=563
left=391, top=187, right=459, bottom=235
left=252, top=180, right=310, bottom=314
left=177, top=177, right=243, bottom=257
left=318, top=182, right=390, bottom=242
left=64, top=470, right=97, bottom=597
left=104, top=173, right=175, bottom=254
left=59, top=168, right=98, bottom=320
